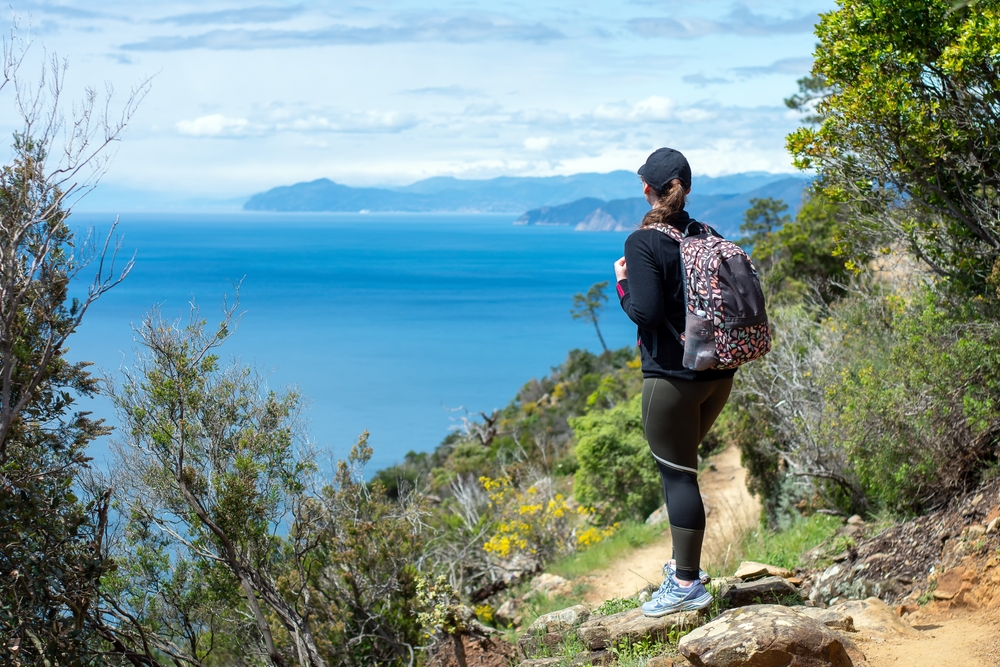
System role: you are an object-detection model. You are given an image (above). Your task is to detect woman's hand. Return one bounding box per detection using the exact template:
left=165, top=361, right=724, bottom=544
left=614, top=256, right=628, bottom=282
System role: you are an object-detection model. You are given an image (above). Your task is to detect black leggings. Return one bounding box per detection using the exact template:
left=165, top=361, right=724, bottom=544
left=641, top=376, right=733, bottom=581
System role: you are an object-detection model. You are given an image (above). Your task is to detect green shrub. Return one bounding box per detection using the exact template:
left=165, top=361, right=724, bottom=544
left=825, top=290, right=1000, bottom=513
left=571, top=395, right=661, bottom=525
left=732, top=285, right=1000, bottom=520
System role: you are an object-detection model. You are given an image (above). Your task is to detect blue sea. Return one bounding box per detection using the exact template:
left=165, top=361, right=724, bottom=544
left=68, top=212, right=637, bottom=473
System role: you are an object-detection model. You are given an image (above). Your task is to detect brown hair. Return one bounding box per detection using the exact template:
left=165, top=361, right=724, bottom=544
left=641, top=177, right=687, bottom=226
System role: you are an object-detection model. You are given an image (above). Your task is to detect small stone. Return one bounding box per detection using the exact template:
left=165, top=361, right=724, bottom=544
left=967, top=525, right=986, bottom=537
left=638, top=590, right=651, bottom=603
left=518, top=606, right=591, bottom=660
left=528, top=573, right=571, bottom=597
left=525, top=605, right=590, bottom=635
left=847, top=514, right=865, bottom=525
left=733, top=561, right=794, bottom=581
left=972, top=493, right=984, bottom=506
left=986, top=516, right=1000, bottom=535
left=895, top=603, right=919, bottom=617
left=495, top=599, right=521, bottom=627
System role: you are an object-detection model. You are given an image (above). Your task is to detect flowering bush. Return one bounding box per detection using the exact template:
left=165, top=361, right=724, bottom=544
left=479, top=476, right=615, bottom=563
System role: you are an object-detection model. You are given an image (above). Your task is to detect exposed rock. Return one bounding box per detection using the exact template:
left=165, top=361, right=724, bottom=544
left=799, top=477, right=1000, bottom=607
left=517, top=631, right=566, bottom=661
left=678, top=605, right=867, bottom=667
left=794, top=606, right=856, bottom=632
left=518, top=605, right=591, bottom=659
left=724, top=576, right=800, bottom=607
left=426, top=634, right=518, bottom=667
left=831, top=597, right=919, bottom=639
left=495, top=599, right=521, bottom=627
left=576, top=607, right=699, bottom=651
left=526, top=605, right=591, bottom=634
left=527, top=573, right=572, bottom=599
left=847, top=515, right=865, bottom=526
left=733, top=561, right=795, bottom=581
left=647, top=504, right=670, bottom=526
left=932, top=565, right=976, bottom=602
left=515, top=659, right=562, bottom=667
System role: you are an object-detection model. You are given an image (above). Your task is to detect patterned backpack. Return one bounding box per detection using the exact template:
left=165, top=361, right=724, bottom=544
left=647, top=220, right=771, bottom=371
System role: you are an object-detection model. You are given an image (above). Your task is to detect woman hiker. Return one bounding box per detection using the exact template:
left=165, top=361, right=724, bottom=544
left=613, top=147, right=736, bottom=617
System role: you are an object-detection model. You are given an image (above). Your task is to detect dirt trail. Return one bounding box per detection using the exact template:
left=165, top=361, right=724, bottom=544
left=862, top=610, right=1000, bottom=666
left=580, top=444, right=760, bottom=605
left=569, top=446, right=1000, bottom=666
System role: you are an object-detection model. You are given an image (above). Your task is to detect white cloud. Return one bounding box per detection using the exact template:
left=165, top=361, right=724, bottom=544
left=176, top=114, right=250, bottom=137
left=592, top=95, right=675, bottom=122
left=523, top=136, right=555, bottom=151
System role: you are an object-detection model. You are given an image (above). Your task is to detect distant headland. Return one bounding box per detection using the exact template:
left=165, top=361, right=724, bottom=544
left=243, top=171, right=811, bottom=236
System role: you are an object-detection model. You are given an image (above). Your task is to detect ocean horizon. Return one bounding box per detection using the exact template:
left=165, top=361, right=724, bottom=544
left=68, top=211, right=637, bottom=474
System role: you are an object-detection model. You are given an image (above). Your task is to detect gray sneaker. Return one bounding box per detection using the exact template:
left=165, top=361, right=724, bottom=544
left=654, top=562, right=710, bottom=599
left=641, top=579, right=713, bottom=617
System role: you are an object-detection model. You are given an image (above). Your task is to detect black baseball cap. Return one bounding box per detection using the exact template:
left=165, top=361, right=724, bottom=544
left=637, top=147, right=692, bottom=192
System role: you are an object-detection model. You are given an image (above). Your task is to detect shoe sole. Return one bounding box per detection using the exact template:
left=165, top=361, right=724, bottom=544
left=641, top=592, right=713, bottom=618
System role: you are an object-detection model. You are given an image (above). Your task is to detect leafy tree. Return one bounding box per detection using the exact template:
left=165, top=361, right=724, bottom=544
left=737, top=198, right=792, bottom=263
left=106, top=298, right=427, bottom=667
left=741, top=194, right=853, bottom=305
left=0, top=29, right=147, bottom=665
left=571, top=281, right=610, bottom=353
left=105, top=297, right=327, bottom=667
left=787, top=0, right=1000, bottom=294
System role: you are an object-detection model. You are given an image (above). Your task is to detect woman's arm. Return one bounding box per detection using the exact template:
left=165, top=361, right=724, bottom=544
left=617, top=232, right=664, bottom=328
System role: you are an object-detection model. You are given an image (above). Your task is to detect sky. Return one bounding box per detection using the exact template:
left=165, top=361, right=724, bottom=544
left=2, top=0, right=836, bottom=201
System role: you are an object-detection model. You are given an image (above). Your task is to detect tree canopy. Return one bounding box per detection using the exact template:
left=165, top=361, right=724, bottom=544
left=787, top=0, right=1000, bottom=294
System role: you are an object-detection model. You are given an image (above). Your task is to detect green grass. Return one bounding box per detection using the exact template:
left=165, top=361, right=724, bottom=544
left=735, top=514, right=842, bottom=572
left=546, top=521, right=668, bottom=580
left=595, top=596, right=641, bottom=616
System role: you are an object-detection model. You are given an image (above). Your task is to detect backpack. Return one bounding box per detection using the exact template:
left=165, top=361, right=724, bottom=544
left=647, top=220, right=771, bottom=371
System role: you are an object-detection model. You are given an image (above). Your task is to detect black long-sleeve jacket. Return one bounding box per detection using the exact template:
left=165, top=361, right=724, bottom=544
left=617, top=210, right=737, bottom=381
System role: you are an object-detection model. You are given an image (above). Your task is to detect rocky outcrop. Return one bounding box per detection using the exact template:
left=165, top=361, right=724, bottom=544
left=678, top=605, right=867, bottom=667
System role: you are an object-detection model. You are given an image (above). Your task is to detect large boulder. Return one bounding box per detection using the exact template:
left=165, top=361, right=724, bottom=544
left=678, top=605, right=867, bottom=667
left=724, top=576, right=800, bottom=607
left=831, top=597, right=919, bottom=639
left=576, top=607, right=699, bottom=651
left=527, top=573, right=573, bottom=599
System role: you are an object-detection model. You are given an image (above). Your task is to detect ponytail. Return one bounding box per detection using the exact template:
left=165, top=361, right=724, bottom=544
left=641, top=178, right=687, bottom=227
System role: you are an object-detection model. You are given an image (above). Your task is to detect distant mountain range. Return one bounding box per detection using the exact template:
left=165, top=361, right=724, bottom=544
left=515, top=177, right=811, bottom=237
left=243, top=171, right=810, bottom=222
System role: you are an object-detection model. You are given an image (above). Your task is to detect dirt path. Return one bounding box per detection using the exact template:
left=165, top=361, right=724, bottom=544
left=580, top=444, right=760, bottom=605
left=862, top=609, right=1000, bottom=667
